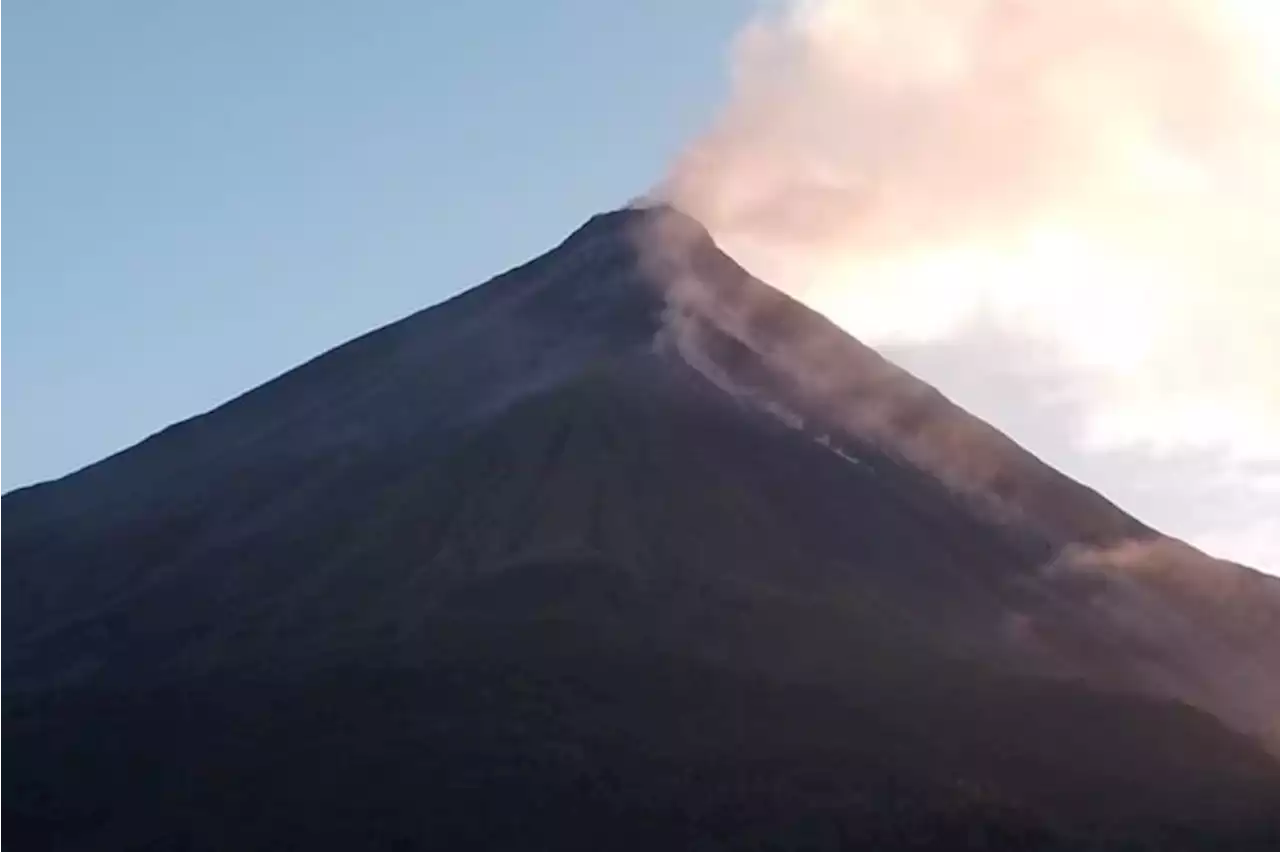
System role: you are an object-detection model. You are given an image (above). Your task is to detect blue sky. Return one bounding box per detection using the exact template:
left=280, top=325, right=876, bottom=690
left=4, top=0, right=748, bottom=490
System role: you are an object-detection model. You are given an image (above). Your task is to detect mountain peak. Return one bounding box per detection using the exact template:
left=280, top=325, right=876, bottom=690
left=554, top=201, right=718, bottom=274
left=6, top=203, right=1280, bottom=848
left=571, top=198, right=703, bottom=233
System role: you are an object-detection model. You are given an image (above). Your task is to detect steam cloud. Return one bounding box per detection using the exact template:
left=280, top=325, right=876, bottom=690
left=659, top=0, right=1280, bottom=571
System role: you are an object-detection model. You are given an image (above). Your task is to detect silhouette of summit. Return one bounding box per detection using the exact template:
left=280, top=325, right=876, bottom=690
left=5, top=205, right=1279, bottom=850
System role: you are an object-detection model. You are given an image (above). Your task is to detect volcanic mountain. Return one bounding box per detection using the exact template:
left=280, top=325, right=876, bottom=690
left=5, top=205, right=1280, bottom=850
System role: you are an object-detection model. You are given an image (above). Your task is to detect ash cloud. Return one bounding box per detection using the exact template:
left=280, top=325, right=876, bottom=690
left=656, top=0, right=1280, bottom=571
left=1035, top=537, right=1280, bottom=747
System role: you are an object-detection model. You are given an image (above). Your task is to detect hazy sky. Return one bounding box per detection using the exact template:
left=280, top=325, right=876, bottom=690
left=4, top=0, right=745, bottom=490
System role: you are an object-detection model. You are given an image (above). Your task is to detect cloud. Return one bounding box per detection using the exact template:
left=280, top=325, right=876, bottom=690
left=659, top=0, right=1280, bottom=571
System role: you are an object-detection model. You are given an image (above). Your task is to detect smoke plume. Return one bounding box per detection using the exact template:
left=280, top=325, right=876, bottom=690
left=659, top=0, right=1280, bottom=570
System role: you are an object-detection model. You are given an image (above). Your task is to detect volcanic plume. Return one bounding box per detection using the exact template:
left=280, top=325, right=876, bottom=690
left=658, top=0, right=1280, bottom=569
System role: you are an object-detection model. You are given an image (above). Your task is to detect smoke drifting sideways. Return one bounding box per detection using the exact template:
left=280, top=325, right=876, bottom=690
left=657, top=0, right=1280, bottom=572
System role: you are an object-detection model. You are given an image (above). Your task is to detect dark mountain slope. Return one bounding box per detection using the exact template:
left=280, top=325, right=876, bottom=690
left=5, top=206, right=1279, bottom=850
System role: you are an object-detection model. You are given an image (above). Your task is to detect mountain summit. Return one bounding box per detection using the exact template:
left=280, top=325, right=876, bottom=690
left=6, top=205, right=1280, bottom=850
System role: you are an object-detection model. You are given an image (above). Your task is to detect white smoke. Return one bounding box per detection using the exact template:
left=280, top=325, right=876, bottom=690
left=661, top=0, right=1280, bottom=571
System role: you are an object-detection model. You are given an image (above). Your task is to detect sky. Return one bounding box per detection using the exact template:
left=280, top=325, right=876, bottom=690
left=6, top=0, right=1278, bottom=572
left=4, top=0, right=747, bottom=490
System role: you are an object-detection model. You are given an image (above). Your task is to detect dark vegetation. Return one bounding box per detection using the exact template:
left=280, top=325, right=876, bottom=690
left=8, top=613, right=1280, bottom=851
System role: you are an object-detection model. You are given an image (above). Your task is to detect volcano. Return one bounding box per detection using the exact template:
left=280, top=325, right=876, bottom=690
left=5, top=205, right=1279, bottom=850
